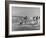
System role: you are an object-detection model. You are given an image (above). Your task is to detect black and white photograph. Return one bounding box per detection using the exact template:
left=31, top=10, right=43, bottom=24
left=5, top=1, right=45, bottom=37
left=12, top=6, right=40, bottom=31
left=9, top=3, right=43, bottom=35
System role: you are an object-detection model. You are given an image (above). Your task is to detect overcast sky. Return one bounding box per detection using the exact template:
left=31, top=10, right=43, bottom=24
left=12, top=7, right=40, bottom=17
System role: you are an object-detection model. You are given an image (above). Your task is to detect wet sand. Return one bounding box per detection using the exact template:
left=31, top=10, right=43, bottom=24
left=12, top=23, right=40, bottom=31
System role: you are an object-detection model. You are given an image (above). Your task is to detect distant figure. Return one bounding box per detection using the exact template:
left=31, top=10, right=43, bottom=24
left=24, top=16, right=27, bottom=24
left=33, top=16, right=36, bottom=21
left=19, top=17, right=23, bottom=24
left=38, top=16, right=40, bottom=19
left=24, top=16, right=27, bottom=20
left=36, top=16, right=38, bottom=21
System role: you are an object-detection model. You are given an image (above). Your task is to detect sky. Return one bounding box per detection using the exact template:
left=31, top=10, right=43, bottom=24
left=12, top=7, right=40, bottom=17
